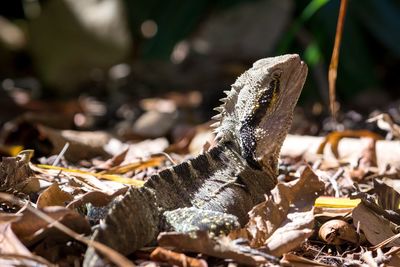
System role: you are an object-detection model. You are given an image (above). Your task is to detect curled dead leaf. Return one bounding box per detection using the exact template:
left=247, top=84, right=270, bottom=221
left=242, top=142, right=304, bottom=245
left=132, top=110, right=177, bottom=138
left=373, top=179, right=400, bottom=211
left=36, top=183, right=73, bottom=208
left=0, top=150, right=35, bottom=192
left=282, top=135, right=400, bottom=170
left=158, top=231, right=278, bottom=265
left=368, top=113, right=400, bottom=139
left=37, top=125, right=112, bottom=162
left=11, top=206, right=91, bottom=245
left=0, top=222, right=31, bottom=256
left=281, top=253, right=332, bottom=266
left=387, top=246, right=400, bottom=266
left=353, top=202, right=400, bottom=247
left=230, top=166, right=324, bottom=256
left=316, top=130, right=382, bottom=159
left=318, top=219, right=358, bottom=245
left=66, top=187, right=127, bottom=209
left=150, top=247, right=207, bottom=267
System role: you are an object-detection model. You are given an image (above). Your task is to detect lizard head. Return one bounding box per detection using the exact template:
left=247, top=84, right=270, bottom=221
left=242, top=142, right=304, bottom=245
left=213, top=54, right=308, bottom=174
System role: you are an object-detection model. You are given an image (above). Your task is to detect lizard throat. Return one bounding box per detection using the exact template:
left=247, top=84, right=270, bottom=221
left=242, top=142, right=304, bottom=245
left=239, top=75, right=281, bottom=170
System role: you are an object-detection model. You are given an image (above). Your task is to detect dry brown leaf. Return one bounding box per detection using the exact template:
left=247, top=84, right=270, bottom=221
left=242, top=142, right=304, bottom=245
left=150, top=247, right=207, bottom=267
left=104, top=156, right=165, bottom=175
left=120, top=138, right=169, bottom=165
left=350, top=137, right=378, bottom=181
left=188, top=126, right=215, bottom=155
left=132, top=110, right=177, bottom=138
left=31, top=163, right=121, bottom=193
left=387, top=247, right=400, bottom=266
left=37, top=125, right=112, bottom=162
left=368, top=113, right=400, bottom=139
left=167, top=122, right=215, bottom=155
left=282, top=134, right=400, bottom=169
left=36, top=183, right=73, bottom=208
left=0, top=213, right=54, bottom=266
left=0, top=222, right=31, bottom=255
left=95, top=147, right=129, bottom=170
left=0, top=192, right=133, bottom=267
left=373, top=179, right=400, bottom=211
left=19, top=176, right=41, bottom=194
left=0, top=150, right=34, bottom=192
left=316, top=130, right=382, bottom=158
left=0, top=253, right=53, bottom=267
left=158, top=231, right=279, bottom=265
left=352, top=202, right=400, bottom=247
left=140, top=97, right=177, bottom=112
left=11, top=206, right=90, bottom=245
left=359, top=137, right=378, bottom=168
left=281, top=253, right=331, bottom=267
left=0, top=213, right=22, bottom=224
left=231, top=166, right=324, bottom=256
left=164, top=91, right=202, bottom=109
left=314, top=207, right=354, bottom=218
left=66, top=187, right=128, bottom=209
left=318, top=219, right=358, bottom=245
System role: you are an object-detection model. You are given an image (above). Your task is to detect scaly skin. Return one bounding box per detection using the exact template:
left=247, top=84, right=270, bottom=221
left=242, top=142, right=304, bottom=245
left=84, top=54, right=308, bottom=266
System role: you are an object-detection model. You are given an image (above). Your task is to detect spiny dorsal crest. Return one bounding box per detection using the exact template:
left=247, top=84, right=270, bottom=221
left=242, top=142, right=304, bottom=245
left=211, top=84, right=240, bottom=142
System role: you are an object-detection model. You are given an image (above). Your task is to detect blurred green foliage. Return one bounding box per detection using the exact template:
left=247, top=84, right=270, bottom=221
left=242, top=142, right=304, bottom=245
left=125, top=0, right=255, bottom=59
left=125, top=0, right=400, bottom=102
left=288, top=0, right=400, bottom=99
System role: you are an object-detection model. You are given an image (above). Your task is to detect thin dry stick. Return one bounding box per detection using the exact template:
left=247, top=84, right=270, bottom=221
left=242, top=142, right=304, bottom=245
left=0, top=193, right=135, bottom=267
left=52, top=142, right=70, bottom=166
left=328, top=0, right=348, bottom=123
left=370, top=232, right=400, bottom=251
left=385, top=246, right=400, bottom=257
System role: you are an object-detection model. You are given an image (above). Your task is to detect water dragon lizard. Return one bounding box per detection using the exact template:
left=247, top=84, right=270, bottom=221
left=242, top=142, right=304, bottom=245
left=84, top=54, right=308, bottom=265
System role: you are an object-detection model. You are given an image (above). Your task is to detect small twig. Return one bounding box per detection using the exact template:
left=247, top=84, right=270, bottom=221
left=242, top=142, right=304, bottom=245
left=332, top=168, right=345, bottom=180
left=328, top=168, right=344, bottom=197
left=385, top=245, right=400, bottom=257
left=328, top=0, right=348, bottom=123
left=158, top=152, right=177, bottom=165
left=314, top=244, right=325, bottom=261
left=356, top=220, right=361, bottom=244
left=312, top=159, right=322, bottom=170
left=371, top=232, right=400, bottom=251
left=52, top=142, right=70, bottom=166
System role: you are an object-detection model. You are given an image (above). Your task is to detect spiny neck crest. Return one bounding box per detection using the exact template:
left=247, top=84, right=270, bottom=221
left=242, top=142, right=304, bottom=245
left=210, top=85, right=240, bottom=143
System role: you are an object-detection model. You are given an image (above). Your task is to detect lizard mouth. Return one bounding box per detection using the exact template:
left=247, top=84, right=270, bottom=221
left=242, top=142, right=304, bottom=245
left=279, top=59, right=307, bottom=109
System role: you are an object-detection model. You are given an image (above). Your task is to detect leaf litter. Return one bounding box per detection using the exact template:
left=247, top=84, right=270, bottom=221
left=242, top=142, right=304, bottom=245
left=1, top=92, right=400, bottom=266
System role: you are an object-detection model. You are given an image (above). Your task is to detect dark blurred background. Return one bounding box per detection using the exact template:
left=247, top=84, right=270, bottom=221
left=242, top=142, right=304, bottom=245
left=1, top=0, right=400, bottom=132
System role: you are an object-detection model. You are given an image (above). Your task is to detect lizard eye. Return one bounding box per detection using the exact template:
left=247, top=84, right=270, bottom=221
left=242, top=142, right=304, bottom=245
left=272, top=70, right=282, bottom=80
left=270, top=70, right=282, bottom=96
